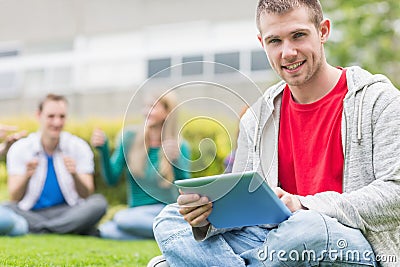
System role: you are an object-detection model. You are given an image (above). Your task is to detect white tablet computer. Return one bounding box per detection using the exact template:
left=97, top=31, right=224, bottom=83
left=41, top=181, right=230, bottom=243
left=174, top=171, right=292, bottom=228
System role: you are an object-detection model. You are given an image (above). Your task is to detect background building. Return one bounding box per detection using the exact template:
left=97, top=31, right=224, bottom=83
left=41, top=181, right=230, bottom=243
left=0, top=0, right=277, bottom=120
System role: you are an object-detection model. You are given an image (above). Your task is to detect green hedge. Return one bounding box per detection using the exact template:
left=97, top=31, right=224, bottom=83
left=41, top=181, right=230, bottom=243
left=0, top=117, right=236, bottom=204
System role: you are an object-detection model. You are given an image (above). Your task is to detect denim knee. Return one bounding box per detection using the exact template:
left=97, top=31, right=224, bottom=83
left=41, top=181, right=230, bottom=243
left=153, top=204, right=191, bottom=246
left=153, top=204, right=246, bottom=267
left=0, top=206, right=28, bottom=236
left=0, top=207, right=14, bottom=235
left=154, top=204, right=181, bottom=226
left=7, top=212, right=28, bottom=236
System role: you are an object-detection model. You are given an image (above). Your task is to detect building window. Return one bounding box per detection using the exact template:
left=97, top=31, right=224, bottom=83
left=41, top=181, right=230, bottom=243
left=0, top=50, right=19, bottom=58
left=147, top=57, right=171, bottom=78
left=251, top=50, right=270, bottom=71
left=182, top=55, right=203, bottom=76
left=214, top=52, right=240, bottom=74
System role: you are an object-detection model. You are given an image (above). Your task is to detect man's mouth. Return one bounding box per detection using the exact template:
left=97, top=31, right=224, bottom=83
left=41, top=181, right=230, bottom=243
left=283, top=61, right=305, bottom=70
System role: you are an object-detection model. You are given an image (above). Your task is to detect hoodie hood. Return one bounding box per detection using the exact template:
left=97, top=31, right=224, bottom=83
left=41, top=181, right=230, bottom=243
left=345, top=66, right=391, bottom=96
left=344, top=66, right=393, bottom=144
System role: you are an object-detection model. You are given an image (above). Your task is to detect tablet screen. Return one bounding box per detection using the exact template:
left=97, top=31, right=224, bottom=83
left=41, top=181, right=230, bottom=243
left=175, top=171, right=292, bottom=228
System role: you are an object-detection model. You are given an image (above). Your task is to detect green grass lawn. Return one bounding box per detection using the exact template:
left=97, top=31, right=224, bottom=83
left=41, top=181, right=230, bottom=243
left=0, top=164, right=162, bottom=266
left=0, top=188, right=161, bottom=266
left=0, top=234, right=160, bottom=267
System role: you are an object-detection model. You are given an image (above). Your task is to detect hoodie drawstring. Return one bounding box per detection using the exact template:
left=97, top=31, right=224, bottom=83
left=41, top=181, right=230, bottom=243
left=357, top=86, right=367, bottom=144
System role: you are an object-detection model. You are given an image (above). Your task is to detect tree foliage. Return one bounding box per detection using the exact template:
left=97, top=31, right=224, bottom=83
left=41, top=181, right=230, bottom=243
left=322, top=0, right=400, bottom=87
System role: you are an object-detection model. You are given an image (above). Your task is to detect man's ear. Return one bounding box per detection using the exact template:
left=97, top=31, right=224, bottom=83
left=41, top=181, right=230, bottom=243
left=257, top=34, right=264, bottom=48
left=35, top=110, right=41, bottom=120
left=320, top=19, right=331, bottom=44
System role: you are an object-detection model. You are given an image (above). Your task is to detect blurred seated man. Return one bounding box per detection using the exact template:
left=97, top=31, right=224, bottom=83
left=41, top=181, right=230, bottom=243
left=4, top=94, right=107, bottom=235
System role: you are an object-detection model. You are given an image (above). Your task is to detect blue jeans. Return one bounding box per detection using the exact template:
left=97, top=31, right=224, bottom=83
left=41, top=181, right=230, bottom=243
left=0, top=205, right=28, bottom=236
left=154, top=205, right=378, bottom=267
left=100, top=203, right=165, bottom=240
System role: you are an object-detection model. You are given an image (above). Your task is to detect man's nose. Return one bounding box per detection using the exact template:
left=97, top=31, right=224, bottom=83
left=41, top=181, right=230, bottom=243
left=281, top=41, right=297, bottom=60
left=53, top=117, right=64, bottom=126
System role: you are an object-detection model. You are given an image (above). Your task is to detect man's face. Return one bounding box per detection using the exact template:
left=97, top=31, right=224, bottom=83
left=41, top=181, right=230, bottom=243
left=38, top=100, right=67, bottom=139
left=258, top=6, right=326, bottom=87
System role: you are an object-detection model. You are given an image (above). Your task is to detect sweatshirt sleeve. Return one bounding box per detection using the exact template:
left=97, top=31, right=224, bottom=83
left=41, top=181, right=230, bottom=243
left=96, top=133, right=127, bottom=186
left=299, top=92, right=400, bottom=233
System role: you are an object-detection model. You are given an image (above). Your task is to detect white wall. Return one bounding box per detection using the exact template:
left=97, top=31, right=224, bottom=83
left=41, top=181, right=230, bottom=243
left=0, top=0, right=277, bottom=118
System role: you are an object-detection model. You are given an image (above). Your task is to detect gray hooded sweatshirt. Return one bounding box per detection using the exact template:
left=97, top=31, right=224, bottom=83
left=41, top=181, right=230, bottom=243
left=230, top=66, right=400, bottom=265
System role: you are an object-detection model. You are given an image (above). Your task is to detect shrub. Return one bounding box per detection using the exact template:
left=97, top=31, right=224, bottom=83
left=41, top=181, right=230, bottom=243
left=0, top=116, right=236, bottom=204
left=182, top=117, right=235, bottom=177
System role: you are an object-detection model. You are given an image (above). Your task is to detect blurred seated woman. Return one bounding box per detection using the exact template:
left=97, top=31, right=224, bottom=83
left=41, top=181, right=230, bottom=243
left=91, top=92, right=190, bottom=240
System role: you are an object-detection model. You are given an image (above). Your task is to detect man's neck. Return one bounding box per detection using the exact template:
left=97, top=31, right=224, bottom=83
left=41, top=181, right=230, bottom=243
left=41, top=136, right=59, bottom=155
left=289, top=64, right=342, bottom=104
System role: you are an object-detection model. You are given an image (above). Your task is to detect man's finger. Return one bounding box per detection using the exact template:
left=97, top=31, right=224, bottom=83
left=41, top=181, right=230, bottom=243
left=183, top=202, right=212, bottom=224
left=273, top=187, right=286, bottom=198
left=178, top=195, right=210, bottom=208
left=177, top=193, right=200, bottom=206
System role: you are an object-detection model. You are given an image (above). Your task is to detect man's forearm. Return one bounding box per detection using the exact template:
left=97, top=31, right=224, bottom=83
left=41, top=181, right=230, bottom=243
left=72, top=173, right=94, bottom=198
left=8, top=175, right=30, bottom=201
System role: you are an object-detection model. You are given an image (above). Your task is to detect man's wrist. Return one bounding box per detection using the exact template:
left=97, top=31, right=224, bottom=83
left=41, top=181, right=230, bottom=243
left=194, top=222, right=211, bottom=232
left=194, top=223, right=211, bottom=237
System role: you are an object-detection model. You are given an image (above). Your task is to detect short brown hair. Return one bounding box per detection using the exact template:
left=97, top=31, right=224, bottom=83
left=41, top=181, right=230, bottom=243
left=256, top=0, right=324, bottom=32
left=38, top=94, right=68, bottom=112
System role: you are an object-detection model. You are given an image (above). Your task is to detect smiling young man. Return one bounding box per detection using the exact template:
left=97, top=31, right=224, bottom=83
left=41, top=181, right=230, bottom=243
left=150, top=0, right=400, bottom=266
left=4, top=94, right=107, bottom=235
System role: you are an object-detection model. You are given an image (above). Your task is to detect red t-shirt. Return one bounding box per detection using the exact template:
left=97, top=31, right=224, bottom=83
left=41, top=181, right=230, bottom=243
left=278, top=69, right=347, bottom=196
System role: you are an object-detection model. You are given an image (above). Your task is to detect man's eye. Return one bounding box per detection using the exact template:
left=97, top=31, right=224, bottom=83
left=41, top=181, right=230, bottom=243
left=269, top=39, right=280, bottom=44
left=293, top=32, right=305, bottom=38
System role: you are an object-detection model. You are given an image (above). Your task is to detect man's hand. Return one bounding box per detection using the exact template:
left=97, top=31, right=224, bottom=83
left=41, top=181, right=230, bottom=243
left=273, top=187, right=307, bottom=212
left=26, top=158, right=39, bottom=179
left=178, top=192, right=212, bottom=228
left=63, top=155, right=94, bottom=197
left=63, top=156, right=77, bottom=176
left=8, top=158, right=39, bottom=201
